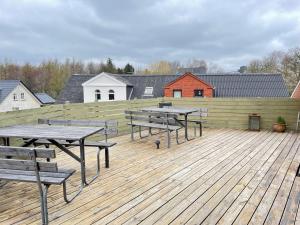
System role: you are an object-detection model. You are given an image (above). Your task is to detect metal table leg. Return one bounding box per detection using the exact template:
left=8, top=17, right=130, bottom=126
left=185, top=114, right=194, bottom=141
left=79, top=139, right=88, bottom=186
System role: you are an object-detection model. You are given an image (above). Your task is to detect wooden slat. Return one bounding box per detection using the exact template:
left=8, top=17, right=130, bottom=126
left=30, top=139, right=116, bottom=148
left=0, top=159, right=57, bottom=172
left=0, top=146, right=55, bottom=159
left=125, top=110, right=178, bottom=118
left=129, top=121, right=181, bottom=130
left=0, top=173, right=68, bottom=185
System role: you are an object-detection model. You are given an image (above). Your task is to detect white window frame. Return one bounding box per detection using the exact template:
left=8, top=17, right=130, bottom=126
left=95, top=89, right=101, bottom=101
left=21, top=93, right=25, bottom=100
left=13, top=93, right=17, bottom=101
left=108, top=90, right=115, bottom=101
left=144, top=87, right=154, bottom=96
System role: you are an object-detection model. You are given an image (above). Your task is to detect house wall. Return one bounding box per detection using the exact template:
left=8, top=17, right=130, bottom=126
left=83, top=86, right=127, bottom=103
left=0, top=84, right=41, bottom=112
left=164, top=74, right=214, bottom=98
left=291, top=82, right=300, bottom=98
left=82, top=73, right=128, bottom=103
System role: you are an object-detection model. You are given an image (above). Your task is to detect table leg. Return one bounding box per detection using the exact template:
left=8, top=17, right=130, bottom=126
left=185, top=115, right=188, bottom=140
left=79, top=139, right=88, bottom=186
left=5, top=137, right=10, bottom=146
left=185, top=114, right=194, bottom=141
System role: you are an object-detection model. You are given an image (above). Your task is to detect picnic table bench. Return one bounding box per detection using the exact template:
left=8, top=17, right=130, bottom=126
left=0, top=146, right=79, bottom=225
left=24, top=119, right=118, bottom=181
left=178, top=108, right=208, bottom=137
left=0, top=124, right=104, bottom=187
left=125, top=110, right=183, bottom=148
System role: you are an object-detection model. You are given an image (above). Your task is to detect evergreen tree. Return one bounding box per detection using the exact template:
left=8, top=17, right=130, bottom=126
left=117, top=68, right=123, bottom=74
left=105, top=58, right=116, bottom=73
left=124, top=63, right=134, bottom=74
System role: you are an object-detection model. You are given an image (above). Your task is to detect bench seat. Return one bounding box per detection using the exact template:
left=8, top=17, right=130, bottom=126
left=129, top=121, right=182, bottom=131
left=28, top=139, right=116, bottom=148
left=0, top=168, right=75, bottom=185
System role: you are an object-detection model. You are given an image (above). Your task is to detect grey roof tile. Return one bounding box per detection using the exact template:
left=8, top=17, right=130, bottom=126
left=0, top=80, right=21, bottom=103
left=57, top=73, right=289, bottom=103
left=35, top=93, right=55, bottom=104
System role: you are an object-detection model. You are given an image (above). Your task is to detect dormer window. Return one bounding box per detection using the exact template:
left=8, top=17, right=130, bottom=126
left=144, top=87, right=153, bottom=96
left=95, top=90, right=101, bottom=101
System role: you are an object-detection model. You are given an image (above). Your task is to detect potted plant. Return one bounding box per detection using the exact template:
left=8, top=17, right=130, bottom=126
left=273, top=116, right=286, bottom=132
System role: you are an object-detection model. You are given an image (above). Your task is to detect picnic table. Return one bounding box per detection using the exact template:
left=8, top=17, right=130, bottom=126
left=142, top=107, right=198, bottom=141
left=0, top=124, right=103, bottom=187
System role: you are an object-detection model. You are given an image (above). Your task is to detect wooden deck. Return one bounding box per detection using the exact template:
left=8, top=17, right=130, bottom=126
left=1, top=129, right=300, bottom=224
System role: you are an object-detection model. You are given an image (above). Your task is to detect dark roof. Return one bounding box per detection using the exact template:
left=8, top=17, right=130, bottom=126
left=57, top=73, right=289, bottom=103
left=118, top=73, right=290, bottom=98
left=57, top=74, right=94, bottom=103
left=108, top=73, right=133, bottom=86
left=35, top=93, right=55, bottom=104
left=0, top=80, right=20, bottom=103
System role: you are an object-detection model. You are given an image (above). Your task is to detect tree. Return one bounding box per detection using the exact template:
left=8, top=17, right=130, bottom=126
left=149, top=60, right=173, bottom=74
left=123, top=63, right=134, bottom=74
left=246, top=48, right=300, bottom=93
left=207, top=62, right=224, bottom=73
left=117, top=68, right=124, bottom=74
left=187, top=59, right=208, bottom=73
left=104, top=58, right=116, bottom=73
left=238, top=66, right=247, bottom=73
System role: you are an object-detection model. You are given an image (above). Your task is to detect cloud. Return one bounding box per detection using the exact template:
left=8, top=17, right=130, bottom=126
left=0, top=0, right=299, bottom=70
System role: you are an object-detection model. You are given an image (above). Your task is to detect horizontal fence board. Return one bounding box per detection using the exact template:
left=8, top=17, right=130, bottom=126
left=0, top=98, right=299, bottom=144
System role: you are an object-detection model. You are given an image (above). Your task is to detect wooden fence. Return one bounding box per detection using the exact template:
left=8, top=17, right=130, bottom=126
left=0, top=98, right=299, bottom=136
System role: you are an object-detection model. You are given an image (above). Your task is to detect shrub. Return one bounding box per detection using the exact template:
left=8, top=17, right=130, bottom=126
left=276, top=116, right=286, bottom=124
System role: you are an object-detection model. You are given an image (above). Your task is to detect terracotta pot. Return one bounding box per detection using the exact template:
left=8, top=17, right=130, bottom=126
left=272, top=123, right=286, bottom=132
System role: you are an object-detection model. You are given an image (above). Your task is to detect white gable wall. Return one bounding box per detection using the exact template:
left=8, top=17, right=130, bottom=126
left=0, top=84, right=41, bottom=112
left=82, top=73, right=127, bottom=103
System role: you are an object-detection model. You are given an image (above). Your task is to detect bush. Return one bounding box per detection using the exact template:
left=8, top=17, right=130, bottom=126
left=276, top=116, right=286, bottom=124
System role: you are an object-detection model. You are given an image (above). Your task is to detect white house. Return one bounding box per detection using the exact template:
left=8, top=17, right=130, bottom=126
left=0, top=80, right=42, bottom=112
left=82, top=72, right=133, bottom=103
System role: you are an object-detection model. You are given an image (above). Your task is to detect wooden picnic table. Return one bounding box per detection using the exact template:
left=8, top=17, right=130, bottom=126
left=0, top=124, right=103, bottom=188
left=141, top=107, right=198, bottom=141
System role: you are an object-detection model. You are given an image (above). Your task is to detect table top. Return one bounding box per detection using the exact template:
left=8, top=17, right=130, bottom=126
left=142, top=107, right=198, bottom=115
left=0, top=124, right=104, bottom=140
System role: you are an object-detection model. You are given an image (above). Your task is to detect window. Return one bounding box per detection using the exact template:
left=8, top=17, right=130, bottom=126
left=13, top=93, right=17, bottom=101
left=95, top=89, right=101, bottom=101
left=109, top=90, right=115, bottom=100
left=173, top=90, right=182, bottom=98
left=144, top=87, right=153, bottom=96
left=194, top=89, right=204, bottom=97
left=21, top=93, right=25, bottom=100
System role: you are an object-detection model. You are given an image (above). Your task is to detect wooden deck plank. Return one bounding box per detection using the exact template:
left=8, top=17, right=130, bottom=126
left=101, top=131, right=265, bottom=225
left=174, top=132, right=293, bottom=225
left=0, top=129, right=299, bottom=225
left=134, top=131, right=273, bottom=225
left=56, top=130, right=246, bottom=224
left=230, top=133, right=298, bottom=225
left=2, top=129, right=232, bottom=224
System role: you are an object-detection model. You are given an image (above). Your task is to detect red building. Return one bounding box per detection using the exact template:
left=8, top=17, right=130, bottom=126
left=164, top=72, right=214, bottom=98
left=291, top=80, right=300, bottom=98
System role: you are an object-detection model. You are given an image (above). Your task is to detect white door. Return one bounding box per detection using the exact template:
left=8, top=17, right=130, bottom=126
left=173, top=90, right=182, bottom=98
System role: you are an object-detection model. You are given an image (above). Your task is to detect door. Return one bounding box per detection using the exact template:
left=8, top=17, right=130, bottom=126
left=173, top=90, right=182, bottom=98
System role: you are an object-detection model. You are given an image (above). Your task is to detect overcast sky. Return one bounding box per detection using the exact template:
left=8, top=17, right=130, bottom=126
left=0, top=0, right=300, bottom=71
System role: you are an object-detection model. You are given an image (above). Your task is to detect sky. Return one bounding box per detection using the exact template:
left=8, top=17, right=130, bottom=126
left=0, top=0, right=300, bottom=71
